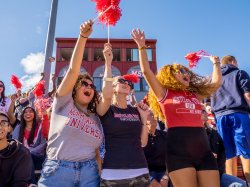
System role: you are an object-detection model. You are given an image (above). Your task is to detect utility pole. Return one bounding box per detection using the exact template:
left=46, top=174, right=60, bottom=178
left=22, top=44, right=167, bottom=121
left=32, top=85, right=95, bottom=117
left=43, top=0, right=58, bottom=93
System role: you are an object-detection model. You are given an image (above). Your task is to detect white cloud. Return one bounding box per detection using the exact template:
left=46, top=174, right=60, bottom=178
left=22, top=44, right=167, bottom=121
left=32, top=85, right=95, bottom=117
left=19, top=52, right=45, bottom=92
left=20, top=52, right=44, bottom=74
left=36, top=26, right=43, bottom=34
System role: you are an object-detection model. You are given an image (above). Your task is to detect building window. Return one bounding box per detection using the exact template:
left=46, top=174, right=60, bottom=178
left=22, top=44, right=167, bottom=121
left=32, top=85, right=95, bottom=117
left=83, top=49, right=88, bottom=61
left=146, top=49, right=152, bottom=61
left=142, top=78, right=149, bottom=91
left=126, top=48, right=138, bottom=61
left=59, top=48, right=88, bottom=61
left=113, top=48, right=121, bottom=61
left=59, top=48, right=73, bottom=61
left=133, top=78, right=149, bottom=92
left=94, top=48, right=104, bottom=61
left=93, top=77, right=102, bottom=91
left=126, top=48, right=152, bottom=62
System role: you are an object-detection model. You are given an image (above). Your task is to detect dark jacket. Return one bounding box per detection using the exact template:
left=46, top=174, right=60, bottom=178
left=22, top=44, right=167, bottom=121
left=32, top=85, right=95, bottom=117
left=0, top=139, right=32, bottom=187
left=211, top=64, right=250, bottom=117
left=206, top=127, right=226, bottom=177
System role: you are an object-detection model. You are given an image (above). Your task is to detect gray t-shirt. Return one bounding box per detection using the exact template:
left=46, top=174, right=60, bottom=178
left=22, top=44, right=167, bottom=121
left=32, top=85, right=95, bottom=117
left=46, top=92, right=103, bottom=161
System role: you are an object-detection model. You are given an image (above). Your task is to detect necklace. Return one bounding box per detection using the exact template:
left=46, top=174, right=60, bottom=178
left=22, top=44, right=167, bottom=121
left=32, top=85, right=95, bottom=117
left=115, top=102, right=127, bottom=109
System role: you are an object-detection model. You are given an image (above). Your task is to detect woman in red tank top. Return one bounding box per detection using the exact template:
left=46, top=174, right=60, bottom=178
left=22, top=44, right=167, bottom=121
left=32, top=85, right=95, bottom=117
left=132, top=29, right=222, bottom=187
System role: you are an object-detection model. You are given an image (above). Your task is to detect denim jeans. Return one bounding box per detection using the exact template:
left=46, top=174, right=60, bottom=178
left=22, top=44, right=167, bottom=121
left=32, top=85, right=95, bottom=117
left=220, top=174, right=247, bottom=187
left=149, top=171, right=165, bottom=182
left=38, top=158, right=99, bottom=187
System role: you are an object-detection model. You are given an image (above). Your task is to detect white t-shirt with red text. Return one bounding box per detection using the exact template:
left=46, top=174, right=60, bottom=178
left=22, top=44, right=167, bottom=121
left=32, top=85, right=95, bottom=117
left=46, top=93, right=103, bottom=161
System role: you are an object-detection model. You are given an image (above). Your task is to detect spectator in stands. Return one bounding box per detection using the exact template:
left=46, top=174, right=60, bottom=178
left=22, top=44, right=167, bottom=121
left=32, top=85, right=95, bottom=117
left=132, top=28, right=222, bottom=187
left=0, top=112, right=32, bottom=187
left=0, top=81, right=11, bottom=115
left=14, top=89, right=29, bottom=120
left=211, top=55, right=250, bottom=182
left=12, top=106, right=46, bottom=185
left=38, top=20, right=107, bottom=187
left=143, top=110, right=169, bottom=187
left=99, top=73, right=150, bottom=186
left=202, top=106, right=247, bottom=187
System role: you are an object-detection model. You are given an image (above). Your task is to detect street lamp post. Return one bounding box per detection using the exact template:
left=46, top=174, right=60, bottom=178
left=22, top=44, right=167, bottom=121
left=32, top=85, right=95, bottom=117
left=43, top=0, right=58, bottom=93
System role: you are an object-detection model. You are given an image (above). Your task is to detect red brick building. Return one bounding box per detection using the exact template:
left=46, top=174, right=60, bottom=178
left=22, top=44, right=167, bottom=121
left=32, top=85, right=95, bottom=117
left=55, top=38, right=157, bottom=101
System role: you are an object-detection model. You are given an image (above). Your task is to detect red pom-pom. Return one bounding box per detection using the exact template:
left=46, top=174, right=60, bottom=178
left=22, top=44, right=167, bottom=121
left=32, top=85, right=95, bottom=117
left=33, top=80, right=45, bottom=97
left=92, top=0, right=122, bottom=26
left=123, top=74, right=140, bottom=83
left=185, top=50, right=210, bottom=68
left=11, top=75, right=22, bottom=90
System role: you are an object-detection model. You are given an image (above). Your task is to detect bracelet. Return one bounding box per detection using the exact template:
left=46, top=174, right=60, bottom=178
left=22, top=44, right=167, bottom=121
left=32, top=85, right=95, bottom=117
left=103, top=77, right=114, bottom=82
left=138, top=46, right=147, bottom=51
left=213, top=61, right=220, bottom=65
left=80, top=34, right=88, bottom=38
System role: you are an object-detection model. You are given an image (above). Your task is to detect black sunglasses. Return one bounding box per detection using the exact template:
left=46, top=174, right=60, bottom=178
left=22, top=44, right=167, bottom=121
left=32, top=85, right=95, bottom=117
left=0, top=85, right=4, bottom=88
left=179, top=68, right=191, bottom=76
left=81, top=81, right=96, bottom=90
left=117, top=79, right=133, bottom=88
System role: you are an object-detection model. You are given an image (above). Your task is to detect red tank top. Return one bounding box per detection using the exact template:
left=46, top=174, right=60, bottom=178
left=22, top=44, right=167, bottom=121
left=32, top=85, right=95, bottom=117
left=158, top=89, right=203, bottom=128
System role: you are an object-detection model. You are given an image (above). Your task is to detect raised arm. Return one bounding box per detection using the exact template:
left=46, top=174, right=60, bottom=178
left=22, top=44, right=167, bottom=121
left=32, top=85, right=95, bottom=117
left=96, top=43, right=113, bottom=116
left=131, top=29, right=165, bottom=100
left=57, top=20, right=93, bottom=97
left=7, top=94, right=17, bottom=125
left=136, top=102, right=149, bottom=147
left=209, top=56, right=222, bottom=89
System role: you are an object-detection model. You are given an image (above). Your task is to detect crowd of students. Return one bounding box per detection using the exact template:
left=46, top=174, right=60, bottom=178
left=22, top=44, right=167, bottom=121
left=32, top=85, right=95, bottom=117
left=0, top=19, right=250, bottom=187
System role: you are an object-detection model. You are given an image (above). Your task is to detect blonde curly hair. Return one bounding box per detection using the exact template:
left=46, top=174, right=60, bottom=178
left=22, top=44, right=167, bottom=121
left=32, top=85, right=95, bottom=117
left=148, top=63, right=218, bottom=124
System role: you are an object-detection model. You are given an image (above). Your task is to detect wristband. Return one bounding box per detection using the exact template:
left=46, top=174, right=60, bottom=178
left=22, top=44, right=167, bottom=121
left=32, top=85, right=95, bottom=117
left=103, top=77, right=114, bottom=82
left=213, top=61, right=220, bottom=65
left=80, top=34, right=88, bottom=38
left=138, top=46, right=147, bottom=51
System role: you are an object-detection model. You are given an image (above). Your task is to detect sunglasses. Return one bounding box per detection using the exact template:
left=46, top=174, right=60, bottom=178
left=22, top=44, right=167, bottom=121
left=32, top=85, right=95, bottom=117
left=117, top=79, right=133, bottom=88
left=0, top=85, right=4, bottom=88
left=179, top=68, right=191, bottom=76
left=0, top=120, right=10, bottom=128
left=81, top=81, right=96, bottom=90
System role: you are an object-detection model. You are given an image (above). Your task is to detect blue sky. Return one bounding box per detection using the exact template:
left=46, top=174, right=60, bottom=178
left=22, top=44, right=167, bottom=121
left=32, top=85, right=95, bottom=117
left=1, top=0, right=250, bottom=95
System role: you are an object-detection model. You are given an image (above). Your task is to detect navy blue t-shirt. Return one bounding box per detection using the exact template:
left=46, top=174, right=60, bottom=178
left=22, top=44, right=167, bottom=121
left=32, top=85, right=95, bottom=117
left=100, top=105, right=148, bottom=169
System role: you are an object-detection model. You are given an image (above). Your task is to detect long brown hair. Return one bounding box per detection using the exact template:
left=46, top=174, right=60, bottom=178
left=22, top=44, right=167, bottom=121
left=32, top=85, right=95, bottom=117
left=72, top=73, right=99, bottom=113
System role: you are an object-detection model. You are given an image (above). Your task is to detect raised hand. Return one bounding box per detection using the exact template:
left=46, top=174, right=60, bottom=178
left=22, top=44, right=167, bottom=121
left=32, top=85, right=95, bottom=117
left=103, top=43, right=113, bottom=65
left=136, top=101, right=150, bottom=125
left=209, top=56, right=220, bottom=64
left=131, top=29, right=146, bottom=48
left=80, top=20, right=93, bottom=38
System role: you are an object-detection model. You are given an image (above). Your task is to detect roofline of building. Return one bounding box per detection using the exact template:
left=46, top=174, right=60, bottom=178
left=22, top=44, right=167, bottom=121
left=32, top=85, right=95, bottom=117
left=55, top=37, right=157, bottom=43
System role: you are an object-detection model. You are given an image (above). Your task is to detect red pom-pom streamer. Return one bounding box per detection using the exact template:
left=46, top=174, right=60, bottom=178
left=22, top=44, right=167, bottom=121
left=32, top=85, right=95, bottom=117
left=185, top=50, right=210, bottom=68
left=92, top=0, right=122, bottom=26
left=11, top=75, right=22, bottom=90
left=123, top=74, right=140, bottom=83
left=33, top=80, right=45, bottom=97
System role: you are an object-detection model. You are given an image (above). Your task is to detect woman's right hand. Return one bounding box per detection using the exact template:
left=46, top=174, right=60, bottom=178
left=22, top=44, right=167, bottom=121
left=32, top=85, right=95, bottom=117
left=80, top=19, right=93, bottom=38
left=103, top=43, right=113, bottom=64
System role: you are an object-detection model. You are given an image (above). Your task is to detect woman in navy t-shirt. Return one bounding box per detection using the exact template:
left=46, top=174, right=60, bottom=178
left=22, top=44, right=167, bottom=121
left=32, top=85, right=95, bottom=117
left=99, top=75, right=150, bottom=187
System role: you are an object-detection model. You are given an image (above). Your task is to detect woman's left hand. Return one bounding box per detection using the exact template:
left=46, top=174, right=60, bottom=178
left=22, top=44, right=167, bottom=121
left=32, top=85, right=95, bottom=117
left=103, top=43, right=113, bottom=64
left=136, top=102, right=150, bottom=125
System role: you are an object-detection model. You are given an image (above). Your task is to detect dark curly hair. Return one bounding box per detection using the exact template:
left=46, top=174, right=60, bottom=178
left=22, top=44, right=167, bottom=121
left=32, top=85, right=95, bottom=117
left=72, top=73, right=99, bottom=113
left=18, top=107, right=38, bottom=146
left=0, top=81, right=6, bottom=107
